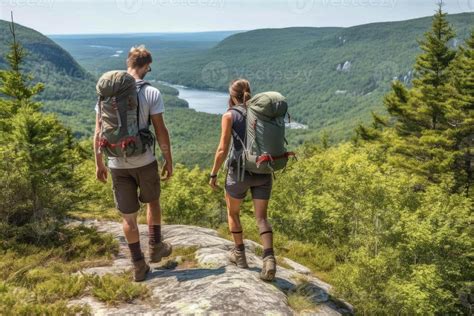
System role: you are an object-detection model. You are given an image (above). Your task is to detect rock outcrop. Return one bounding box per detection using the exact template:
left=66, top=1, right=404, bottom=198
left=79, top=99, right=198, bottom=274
left=71, top=220, right=353, bottom=315
left=336, top=61, right=352, bottom=72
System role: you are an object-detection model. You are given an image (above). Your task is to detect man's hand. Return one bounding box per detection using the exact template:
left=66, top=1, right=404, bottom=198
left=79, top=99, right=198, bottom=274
left=161, top=160, right=173, bottom=181
left=96, top=164, right=108, bottom=183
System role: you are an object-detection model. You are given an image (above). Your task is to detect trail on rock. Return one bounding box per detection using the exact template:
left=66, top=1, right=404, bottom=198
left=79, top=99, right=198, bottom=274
left=70, top=220, right=353, bottom=315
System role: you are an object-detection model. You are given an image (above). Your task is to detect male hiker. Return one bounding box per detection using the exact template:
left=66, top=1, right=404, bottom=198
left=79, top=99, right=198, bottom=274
left=94, top=45, right=173, bottom=281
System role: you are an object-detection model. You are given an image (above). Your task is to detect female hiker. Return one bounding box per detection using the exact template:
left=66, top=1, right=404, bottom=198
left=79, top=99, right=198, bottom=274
left=209, top=79, right=276, bottom=282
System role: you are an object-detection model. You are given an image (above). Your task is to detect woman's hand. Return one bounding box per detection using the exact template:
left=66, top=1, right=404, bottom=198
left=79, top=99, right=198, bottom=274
left=209, top=176, right=219, bottom=190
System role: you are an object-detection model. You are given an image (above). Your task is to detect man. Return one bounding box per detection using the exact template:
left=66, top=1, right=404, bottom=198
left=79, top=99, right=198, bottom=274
left=94, top=45, right=173, bottom=282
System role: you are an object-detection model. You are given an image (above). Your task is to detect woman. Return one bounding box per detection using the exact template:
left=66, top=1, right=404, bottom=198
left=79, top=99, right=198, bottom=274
left=209, top=79, right=276, bottom=282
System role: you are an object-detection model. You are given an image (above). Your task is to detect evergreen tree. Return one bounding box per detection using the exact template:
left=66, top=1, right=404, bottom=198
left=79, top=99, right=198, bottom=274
left=357, top=5, right=470, bottom=192
left=390, top=4, right=457, bottom=184
left=446, top=30, right=474, bottom=194
left=0, top=13, right=43, bottom=126
left=412, top=4, right=456, bottom=130
left=0, top=14, right=80, bottom=242
left=354, top=111, right=387, bottom=141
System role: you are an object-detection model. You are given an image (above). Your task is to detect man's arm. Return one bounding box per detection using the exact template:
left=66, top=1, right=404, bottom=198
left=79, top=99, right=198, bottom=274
left=151, top=113, right=173, bottom=180
left=94, top=113, right=107, bottom=183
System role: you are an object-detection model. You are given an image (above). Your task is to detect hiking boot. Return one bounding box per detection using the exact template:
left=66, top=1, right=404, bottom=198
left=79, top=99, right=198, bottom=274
left=149, top=241, right=173, bottom=263
left=260, top=255, right=276, bottom=281
left=229, top=247, right=249, bottom=268
left=132, top=257, right=150, bottom=282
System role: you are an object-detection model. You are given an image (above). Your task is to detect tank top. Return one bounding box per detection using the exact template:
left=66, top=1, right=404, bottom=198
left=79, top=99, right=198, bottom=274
left=229, top=105, right=246, bottom=151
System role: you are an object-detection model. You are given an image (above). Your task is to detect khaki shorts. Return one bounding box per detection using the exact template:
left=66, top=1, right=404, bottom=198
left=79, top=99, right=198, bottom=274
left=109, top=160, right=160, bottom=214
left=225, top=168, right=273, bottom=200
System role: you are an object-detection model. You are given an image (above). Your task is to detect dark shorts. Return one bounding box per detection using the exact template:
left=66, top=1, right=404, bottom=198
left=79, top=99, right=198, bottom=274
left=225, top=168, right=273, bottom=200
left=109, top=160, right=160, bottom=214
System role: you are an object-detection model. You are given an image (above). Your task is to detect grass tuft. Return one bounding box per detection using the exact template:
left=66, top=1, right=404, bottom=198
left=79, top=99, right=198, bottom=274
left=287, top=282, right=320, bottom=313
left=88, top=272, right=150, bottom=305
left=160, top=246, right=199, bottom=269
left=0, top=224, right=147, bottom=313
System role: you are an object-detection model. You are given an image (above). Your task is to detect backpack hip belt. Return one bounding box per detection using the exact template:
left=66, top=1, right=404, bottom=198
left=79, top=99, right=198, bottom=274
left=99, top=136, right=138, bottom=157
left=256, top=152, right=296, bottom=167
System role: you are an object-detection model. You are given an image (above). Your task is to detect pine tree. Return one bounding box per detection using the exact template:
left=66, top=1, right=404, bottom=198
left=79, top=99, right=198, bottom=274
left=0, top=14, right=80, bottom=242
left=354, top=111, right=387, bottom=141
left=412, top=4, right=456, bottom=130
left=446, top=30, right=474, bottom=194
left=391, top=4, right=457, bottom=184
left=0, top=13, right=43, bottom=126
left=357, top=4, right=466, bottom=189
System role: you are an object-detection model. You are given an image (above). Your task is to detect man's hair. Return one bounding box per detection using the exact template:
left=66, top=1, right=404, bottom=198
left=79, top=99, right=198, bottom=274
left=127, top=45, right=152, bottom=69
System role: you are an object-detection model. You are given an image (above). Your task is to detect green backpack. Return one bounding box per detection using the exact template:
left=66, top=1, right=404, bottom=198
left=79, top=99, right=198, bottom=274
left=227, top=91, right=296, bottom=181
left=96, top=71, right=155, bottom=160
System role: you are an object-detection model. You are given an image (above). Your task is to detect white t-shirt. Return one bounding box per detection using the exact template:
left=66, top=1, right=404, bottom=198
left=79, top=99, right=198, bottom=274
left=95, top=79, right=164, bottom=169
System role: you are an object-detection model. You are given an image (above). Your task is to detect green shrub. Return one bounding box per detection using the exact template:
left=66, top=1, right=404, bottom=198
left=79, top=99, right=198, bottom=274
left=0, top=225, right=121, bottom=313
left=35, top=275, right=87, bottom=303
left=89, top=273, right=149, bottom=305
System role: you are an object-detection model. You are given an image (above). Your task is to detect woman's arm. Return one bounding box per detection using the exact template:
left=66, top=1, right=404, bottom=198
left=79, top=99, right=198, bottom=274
left=209, top=112, right=233, bottom=186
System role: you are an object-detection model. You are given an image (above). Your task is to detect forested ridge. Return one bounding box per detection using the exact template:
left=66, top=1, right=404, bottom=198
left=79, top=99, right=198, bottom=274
left=157, top=12, right=473, bottom=142
left=0, top=18, right=222, bottom=166
left=0, top=6, right=472, bottom=315
left=45, top=13, right=474, bottom=151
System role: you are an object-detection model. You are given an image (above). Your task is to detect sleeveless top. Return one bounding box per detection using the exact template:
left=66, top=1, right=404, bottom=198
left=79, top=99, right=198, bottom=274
left=229, top=105, right=246, bottom=151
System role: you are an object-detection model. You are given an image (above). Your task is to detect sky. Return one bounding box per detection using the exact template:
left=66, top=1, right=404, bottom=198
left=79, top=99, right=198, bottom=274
left=0, top=0, right=472, bottom=35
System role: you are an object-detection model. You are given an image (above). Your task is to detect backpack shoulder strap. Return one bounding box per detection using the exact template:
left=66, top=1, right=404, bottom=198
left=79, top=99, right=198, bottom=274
left=136, top=81, right=152, bottom=128
left=226, top=106, right=248, bottom=182
left=227, top=106, right=246, bottom=149
left=137, top=81, right=151, bottom=93
left=229, top=105, right=247, bottom=117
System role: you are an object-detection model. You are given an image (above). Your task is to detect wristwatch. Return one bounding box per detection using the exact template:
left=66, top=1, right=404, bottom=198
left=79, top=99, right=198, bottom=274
left=209, top=174, right=218, bottom=179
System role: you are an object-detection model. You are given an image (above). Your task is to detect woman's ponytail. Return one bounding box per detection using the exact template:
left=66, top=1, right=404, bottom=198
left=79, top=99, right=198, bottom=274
left=242, top=91, right=251, bottom=106
left=228, top=79, right=252, bottom=108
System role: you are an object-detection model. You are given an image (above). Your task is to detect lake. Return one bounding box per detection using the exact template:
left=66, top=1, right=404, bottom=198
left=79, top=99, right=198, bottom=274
left=161, top=83, right=229, bottom=115
left=160, top=82, right=308, bottom=129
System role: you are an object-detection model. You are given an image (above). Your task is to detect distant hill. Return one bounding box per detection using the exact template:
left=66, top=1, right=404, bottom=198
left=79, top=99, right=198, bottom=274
left=0, top=19, right=221, bottom=167
left=49, top=31, right=242, bottom=77
left=49, top=30, right=242, bottom=42
left=156, top=12, right=474, bottom=141
left=0, top=19, right=95, bottom=101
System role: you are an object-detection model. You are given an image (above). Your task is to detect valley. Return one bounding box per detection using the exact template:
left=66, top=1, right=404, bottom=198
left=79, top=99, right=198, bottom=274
left=45, top=13, right=473, bottom=146
left=1, top=13, right=472, bottom=166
